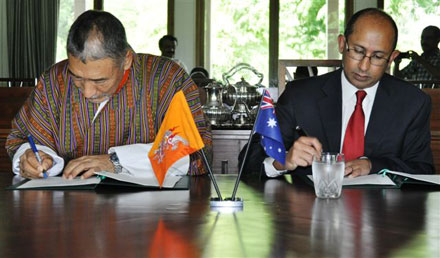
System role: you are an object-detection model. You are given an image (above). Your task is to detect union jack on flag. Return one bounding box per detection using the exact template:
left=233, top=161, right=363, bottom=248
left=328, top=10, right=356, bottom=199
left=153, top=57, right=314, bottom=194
left=260, top=91, right=274, bottom=110
left=254, top=90, right=286, bottom=165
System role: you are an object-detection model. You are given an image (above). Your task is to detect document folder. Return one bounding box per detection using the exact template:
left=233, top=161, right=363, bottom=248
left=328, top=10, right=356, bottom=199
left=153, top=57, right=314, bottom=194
left=302, top=169, right=440, bottom=189
left=6, top=172, right=189, bottom=191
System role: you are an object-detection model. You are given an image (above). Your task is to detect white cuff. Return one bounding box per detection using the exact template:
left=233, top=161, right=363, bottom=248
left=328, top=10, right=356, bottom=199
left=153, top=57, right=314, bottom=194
left=12, top=143, right=65, bottom=176
left=109, top=143, right=189, bottom=178
left=263, top=157, right=287, bottom=178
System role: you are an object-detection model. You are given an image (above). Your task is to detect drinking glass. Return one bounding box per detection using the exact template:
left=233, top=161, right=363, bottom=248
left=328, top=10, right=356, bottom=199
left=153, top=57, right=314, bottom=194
left=312, top=152, right=345, bottom=198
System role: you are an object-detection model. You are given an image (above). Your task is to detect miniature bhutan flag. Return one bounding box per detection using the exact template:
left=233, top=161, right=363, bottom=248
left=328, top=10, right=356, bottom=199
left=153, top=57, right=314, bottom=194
left=148, top=91, right=205, bottom=187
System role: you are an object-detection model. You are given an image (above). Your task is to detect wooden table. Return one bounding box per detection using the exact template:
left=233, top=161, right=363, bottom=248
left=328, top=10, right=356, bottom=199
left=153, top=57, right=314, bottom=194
left=0, top=173, right=439, bottom=258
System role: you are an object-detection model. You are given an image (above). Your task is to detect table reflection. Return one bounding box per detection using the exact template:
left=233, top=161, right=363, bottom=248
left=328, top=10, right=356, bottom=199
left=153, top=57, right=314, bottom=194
left=310, top=198, right=345, bottom=257
left=243, top=176, right=429, bottom=258
left=0, top=173, right=438, bottom=258
left=5, top=176, right=211, bottom=258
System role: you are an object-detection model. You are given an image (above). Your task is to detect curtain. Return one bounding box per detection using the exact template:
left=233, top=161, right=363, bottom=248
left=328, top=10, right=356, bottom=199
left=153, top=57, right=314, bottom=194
left=6, top=0, right=60, bottom=82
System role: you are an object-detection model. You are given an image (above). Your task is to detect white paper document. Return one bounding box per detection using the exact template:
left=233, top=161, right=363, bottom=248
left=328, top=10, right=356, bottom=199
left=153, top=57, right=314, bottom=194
left=307, top=170, right=440, bottom=187
left=307, top=174, right=396, bottom=186
left=94, top=171, right=182, bottom=188
left=14, top=171, right=182, bottom=189
left=382, top=170, right=440, bottom=185
left=17, top=176, right=101, bottom=189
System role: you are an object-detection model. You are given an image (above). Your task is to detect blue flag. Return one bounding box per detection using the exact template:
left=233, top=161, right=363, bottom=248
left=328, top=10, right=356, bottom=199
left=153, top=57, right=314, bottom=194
left=254, top=90, right=286, bottom=165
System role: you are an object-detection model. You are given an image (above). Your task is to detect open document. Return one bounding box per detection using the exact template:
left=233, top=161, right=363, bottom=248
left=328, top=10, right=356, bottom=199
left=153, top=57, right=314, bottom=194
left=306, top=170, right=440, bottom=189
left=7, top=172, right=188, bottom=190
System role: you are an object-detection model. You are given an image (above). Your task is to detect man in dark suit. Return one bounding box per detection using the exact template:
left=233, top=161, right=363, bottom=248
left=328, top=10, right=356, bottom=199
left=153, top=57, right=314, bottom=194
left=240, top=8, right=434, bottom=178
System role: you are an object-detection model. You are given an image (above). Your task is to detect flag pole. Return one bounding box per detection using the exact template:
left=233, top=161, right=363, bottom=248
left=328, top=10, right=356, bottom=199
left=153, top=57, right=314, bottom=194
left=230, top=90, right=266, bottom=200
left=201, top=148, right=223, bottom=201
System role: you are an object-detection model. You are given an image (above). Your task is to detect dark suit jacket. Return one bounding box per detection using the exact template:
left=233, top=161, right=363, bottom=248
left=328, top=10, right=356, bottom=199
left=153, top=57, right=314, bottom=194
left=239, top=69, right=434, bottom=176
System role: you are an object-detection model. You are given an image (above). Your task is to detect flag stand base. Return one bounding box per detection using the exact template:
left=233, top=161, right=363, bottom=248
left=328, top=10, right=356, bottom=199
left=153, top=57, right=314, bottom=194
left=210, top=197, right=243, bottom=212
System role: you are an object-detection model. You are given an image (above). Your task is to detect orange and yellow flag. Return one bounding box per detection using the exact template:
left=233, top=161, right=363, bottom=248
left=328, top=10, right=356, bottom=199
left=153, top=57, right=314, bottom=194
left=148, top=91, right=205, bottom=186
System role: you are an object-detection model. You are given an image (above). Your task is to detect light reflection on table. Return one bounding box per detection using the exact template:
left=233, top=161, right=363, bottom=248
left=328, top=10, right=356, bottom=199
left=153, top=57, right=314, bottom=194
left=0, top=173, right=439, bottom=258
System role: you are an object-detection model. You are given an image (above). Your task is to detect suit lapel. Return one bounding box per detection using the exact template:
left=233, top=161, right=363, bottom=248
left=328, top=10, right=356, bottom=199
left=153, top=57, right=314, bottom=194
left=318, top=70, right=343, bottom=152
left=364, top=77, right=396, bottom=156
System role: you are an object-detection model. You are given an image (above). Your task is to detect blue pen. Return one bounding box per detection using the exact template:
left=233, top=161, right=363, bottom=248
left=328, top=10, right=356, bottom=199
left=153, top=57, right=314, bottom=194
left=27, top=135, right=48, bottom=179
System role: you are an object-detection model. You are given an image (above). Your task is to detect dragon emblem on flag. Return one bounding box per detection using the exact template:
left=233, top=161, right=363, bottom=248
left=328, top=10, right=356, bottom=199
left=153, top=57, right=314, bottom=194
left=152, top=126, right=189, bottom=163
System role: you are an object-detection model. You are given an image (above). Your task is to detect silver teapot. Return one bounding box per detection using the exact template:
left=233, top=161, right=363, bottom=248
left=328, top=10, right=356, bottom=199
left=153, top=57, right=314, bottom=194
left=202, top=81, right=231, bottom=126
left=222, top=63, right=264, bottom=127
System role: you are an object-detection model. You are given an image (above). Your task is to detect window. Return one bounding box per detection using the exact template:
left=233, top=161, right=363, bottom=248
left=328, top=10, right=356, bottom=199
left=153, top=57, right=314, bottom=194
left=105, top=0, right=167, bottom=56
left=56, top=0, right=93, bottom=62
left=385, top=0, right=440, bottom=69
left=278, top=0, right=344, bottom=79
left=279, top=0, right=345, bottom=60
left=209, top=0, right=269, bottom=86
left=56, top=0, right=167, bottom=62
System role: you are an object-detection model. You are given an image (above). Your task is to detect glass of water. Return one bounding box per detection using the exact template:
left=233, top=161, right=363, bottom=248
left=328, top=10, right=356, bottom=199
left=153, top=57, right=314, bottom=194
left=312, top=152, right=345, bottom=198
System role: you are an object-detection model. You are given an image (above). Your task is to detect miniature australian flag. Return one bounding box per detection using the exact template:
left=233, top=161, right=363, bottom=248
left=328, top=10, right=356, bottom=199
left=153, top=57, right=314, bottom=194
left=254, top=90, right=286, bottom=165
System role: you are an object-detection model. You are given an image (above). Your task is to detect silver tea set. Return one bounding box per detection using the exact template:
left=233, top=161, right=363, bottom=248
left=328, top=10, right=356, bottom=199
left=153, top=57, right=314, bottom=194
left=202, top=63, right=265, bottom=128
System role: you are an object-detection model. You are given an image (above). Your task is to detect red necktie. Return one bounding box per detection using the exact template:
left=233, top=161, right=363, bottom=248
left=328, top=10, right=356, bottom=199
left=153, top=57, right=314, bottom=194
left=343, top=90, right=367, bottom=161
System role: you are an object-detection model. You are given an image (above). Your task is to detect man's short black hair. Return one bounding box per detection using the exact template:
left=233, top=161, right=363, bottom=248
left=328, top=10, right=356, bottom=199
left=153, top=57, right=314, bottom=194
left=159, top=35, right=178, bottom=48
left=190, top=67, right=209, bottom=78
left=424, top=25, right=440, bottom=40
left=344, top=8, right=398, bottom=51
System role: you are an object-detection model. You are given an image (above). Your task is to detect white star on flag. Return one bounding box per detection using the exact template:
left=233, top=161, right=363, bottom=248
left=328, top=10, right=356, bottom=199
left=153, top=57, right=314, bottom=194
left=255, top=89, right=286, bottom=165
left=267, top=118, right=277, bottom=128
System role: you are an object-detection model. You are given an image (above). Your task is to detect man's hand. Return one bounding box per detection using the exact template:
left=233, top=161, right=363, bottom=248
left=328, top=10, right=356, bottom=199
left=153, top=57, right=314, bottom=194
left=344, top=159, right=371, bottom=178
left=63, top=154, right=113, bottom=179
left=19, top=149, right=53, bottom=179
left=281, top=136, right=322, bottom=171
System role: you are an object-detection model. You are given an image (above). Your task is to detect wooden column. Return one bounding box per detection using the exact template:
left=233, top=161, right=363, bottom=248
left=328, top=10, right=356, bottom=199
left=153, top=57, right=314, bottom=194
left=269, top=0, right=279, bottom=88
left=345, top=0, right=354, bottom=27
left=377, top=0, right=384, bottom=9
left=168, top=0, right=175, bottom=36
left=93, top=0, right=103, bottom=10
left=195, top=0, right=205, bottom=67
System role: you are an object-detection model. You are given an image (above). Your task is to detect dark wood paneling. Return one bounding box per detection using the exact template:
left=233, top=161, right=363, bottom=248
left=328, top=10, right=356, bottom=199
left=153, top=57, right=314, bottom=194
left=212, top=130, right=250, bottom=173
left=0, top=87, right=34, bottom=172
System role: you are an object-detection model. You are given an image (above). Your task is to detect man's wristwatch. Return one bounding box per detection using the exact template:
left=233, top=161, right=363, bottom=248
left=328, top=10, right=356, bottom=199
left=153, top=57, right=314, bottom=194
left=109, top=152, right=123, bottom=174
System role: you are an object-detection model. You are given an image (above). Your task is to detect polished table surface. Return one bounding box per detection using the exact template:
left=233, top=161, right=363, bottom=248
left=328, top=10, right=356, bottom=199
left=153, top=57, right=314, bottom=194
left=0, top=173, right=439, bottom=258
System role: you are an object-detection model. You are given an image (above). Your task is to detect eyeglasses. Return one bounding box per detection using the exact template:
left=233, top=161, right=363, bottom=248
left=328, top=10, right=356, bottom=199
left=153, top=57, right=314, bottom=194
left=345, top=41, right=390, bottom=66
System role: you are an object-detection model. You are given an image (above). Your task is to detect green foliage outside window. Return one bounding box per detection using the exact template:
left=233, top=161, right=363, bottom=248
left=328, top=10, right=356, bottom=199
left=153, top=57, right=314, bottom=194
left=56, top=0, right=75, bottom=62
left=210, top=0, right=269, bottom=85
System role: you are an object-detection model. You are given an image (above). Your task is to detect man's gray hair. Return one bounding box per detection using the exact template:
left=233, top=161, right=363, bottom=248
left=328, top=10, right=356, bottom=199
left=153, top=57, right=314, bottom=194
left=67, top=10, right=130, bottom=65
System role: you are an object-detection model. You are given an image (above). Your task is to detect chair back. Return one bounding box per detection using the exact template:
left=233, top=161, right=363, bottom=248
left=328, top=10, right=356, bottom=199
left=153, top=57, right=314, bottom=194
left=422, top=89, right=440, bottom=173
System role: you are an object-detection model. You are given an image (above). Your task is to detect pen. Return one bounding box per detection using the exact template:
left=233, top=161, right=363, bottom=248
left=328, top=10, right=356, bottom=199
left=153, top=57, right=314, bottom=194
left=27, top=135, right=48, bottom=179
left=295, top=126, right=309, bottom=137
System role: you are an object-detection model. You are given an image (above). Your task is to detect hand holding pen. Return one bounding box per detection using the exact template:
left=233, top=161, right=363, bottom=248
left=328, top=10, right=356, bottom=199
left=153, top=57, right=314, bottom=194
left=282, top=126, right=322, bottom=170
left=25, top=135, right=49, bottom=179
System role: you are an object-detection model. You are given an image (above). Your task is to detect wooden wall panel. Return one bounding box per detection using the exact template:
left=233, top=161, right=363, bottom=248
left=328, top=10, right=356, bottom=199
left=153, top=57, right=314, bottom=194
left=0, top=87, right=33, bottom=173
